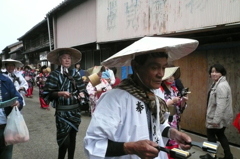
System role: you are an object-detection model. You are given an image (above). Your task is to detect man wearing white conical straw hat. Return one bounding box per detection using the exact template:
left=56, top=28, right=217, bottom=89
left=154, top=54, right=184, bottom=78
left=2, top=59, right=28, bottom=106
left=84, top=37, right=199, bottom=159
left=43, top=48, right=89, bottom=159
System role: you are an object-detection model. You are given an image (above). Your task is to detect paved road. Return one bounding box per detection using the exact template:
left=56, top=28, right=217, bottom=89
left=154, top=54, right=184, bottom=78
left=12, top=88, right=238, bottom=159
left=13, top=88, right=91, bottom=159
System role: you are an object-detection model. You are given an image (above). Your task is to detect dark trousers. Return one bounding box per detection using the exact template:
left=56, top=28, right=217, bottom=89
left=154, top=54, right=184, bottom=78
left=0, top=126, right=13, bottom=159
left=207, top=127, right=233, bottom=157
left=58, top=129, right=77, bottom=159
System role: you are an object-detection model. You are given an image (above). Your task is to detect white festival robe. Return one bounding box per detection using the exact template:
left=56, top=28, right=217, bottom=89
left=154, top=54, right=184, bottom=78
left=4, top=71, right=28, bottom=106
left=84, top=88, right=169, bottom=159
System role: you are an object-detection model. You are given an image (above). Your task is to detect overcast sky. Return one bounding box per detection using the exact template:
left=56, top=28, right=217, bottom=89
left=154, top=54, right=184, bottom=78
left=0, top=0, right=64, bottom=51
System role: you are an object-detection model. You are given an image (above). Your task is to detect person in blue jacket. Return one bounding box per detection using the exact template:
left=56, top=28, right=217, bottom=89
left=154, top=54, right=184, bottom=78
left=0, top=58, right=23, bottom=159
left=73, top=62, right=85, bottom=77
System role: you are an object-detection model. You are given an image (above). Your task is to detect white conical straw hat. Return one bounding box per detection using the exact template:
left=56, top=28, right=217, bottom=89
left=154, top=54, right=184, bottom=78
left=101, top=37, right=198, bottom=67
left=47, top=48, right=82, bottom=65
left=2, top=59, right=23, bottom=68
left=162, top=67, right=180, bottom=81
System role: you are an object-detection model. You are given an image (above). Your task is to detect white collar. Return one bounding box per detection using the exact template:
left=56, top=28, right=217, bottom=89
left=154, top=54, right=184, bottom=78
left=60, top=66, right=69, bottom=75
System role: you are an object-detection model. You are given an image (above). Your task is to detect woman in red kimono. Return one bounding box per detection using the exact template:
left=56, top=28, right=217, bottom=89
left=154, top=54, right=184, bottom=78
left=22, top=65, right=35, bottom=98
left=36, top=66, right=51, bottom=110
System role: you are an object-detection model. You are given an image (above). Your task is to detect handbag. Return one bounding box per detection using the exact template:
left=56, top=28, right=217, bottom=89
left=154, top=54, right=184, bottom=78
left=233, top=113, right=240, bottom=133
left=4, top=106, right=29, bottom=145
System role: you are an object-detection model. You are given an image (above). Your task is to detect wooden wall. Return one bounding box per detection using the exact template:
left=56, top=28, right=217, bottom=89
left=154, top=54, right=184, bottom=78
left=174, top=43, right=240, bottom=145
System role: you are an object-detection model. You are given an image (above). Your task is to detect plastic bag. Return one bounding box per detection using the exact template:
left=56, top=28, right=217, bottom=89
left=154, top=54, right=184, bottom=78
left=233, top=113, right=240, bottom=133
left=4, top=106, right=29, bottom=145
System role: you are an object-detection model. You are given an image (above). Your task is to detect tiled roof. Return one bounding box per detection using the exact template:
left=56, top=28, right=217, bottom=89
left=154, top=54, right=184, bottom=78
left=46, top=0, right=71, bottom=17
left=17, top=19, right=47, bottom=40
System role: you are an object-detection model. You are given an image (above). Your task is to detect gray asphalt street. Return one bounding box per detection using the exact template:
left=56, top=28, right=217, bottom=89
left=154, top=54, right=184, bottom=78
left=13, top=88, right=90, bottom=159
left=12, top=88, right=239, bottom=159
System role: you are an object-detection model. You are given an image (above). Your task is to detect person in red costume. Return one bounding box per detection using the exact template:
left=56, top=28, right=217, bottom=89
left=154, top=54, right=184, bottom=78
left=22, top=65, right=35, bottom=98
left=160, top=67, right=188, bottom=159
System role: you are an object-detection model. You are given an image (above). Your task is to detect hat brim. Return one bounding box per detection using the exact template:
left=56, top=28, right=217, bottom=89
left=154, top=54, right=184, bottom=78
left=47, top=48, right=82, bottom=65
left=24, top=66, right=31, bottom=70
left=86, top=66, right=103, bottom=75
left=2, top=59, right=23, bottom=68
left=101, top=37, right=199, bottom=67
left=162, top=67, right=180, bottom=81
left=88, top=73, right=101, bottom=87
left=87, top=66, right=104, bottom=86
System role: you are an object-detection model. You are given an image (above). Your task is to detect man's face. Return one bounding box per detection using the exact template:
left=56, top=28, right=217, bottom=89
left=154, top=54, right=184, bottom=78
left=6, top=63, right=15, bottom=73
left=135, top=57, right=168, bottom=89
left=60, top=54, right=72, bottom=68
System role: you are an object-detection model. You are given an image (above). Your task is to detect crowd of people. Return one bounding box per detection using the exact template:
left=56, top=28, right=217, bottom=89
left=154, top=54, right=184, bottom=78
left=0, top=37, right=236, bottom=159
left=0, top=57, right=121, bottom=115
